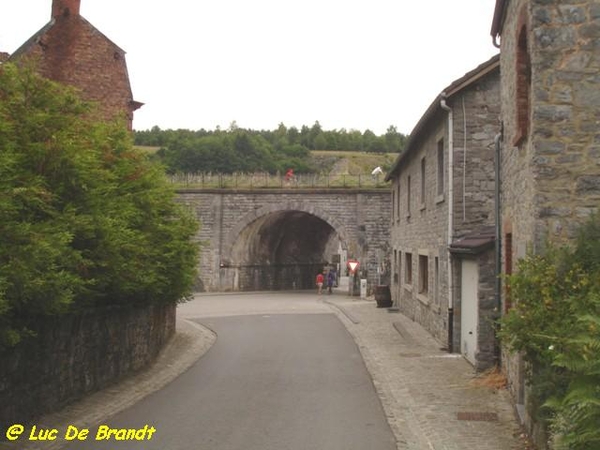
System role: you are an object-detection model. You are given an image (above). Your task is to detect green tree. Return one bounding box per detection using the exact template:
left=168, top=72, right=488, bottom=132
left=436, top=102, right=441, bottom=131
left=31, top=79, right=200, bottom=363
left=0, top=63, right=199, bottom=348
left=384, top=125, right=406, bottom=153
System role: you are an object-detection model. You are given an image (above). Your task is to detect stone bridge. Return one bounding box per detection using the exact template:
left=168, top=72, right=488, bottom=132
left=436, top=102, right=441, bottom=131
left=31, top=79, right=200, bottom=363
left=178, top=188, right=391, bottom=293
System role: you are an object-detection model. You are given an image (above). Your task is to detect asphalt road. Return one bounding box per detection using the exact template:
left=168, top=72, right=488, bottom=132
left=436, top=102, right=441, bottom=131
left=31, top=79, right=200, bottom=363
left=62, top=311, right=396, bottom=450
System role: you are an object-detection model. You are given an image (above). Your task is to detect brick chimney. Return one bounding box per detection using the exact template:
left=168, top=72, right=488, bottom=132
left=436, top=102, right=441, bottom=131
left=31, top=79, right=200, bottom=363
left=52, top=0, right=80, bottom=18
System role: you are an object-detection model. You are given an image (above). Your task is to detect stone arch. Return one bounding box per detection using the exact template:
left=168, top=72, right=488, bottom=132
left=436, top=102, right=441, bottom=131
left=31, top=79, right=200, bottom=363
left=220, top=201, right=350, bottom=265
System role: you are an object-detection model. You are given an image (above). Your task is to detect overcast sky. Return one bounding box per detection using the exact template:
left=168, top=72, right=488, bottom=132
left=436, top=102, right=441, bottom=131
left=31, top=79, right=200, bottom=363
left=0, top=0, right=499, bottom=134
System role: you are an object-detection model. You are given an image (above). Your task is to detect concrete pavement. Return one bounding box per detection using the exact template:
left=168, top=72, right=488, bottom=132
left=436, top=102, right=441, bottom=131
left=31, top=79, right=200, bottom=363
left=4, top=291, right=526, bottom=450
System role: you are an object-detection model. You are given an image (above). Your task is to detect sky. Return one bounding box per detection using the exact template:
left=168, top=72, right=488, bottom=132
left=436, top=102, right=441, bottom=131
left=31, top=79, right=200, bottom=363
left=0, top=0, right=499, bottom=135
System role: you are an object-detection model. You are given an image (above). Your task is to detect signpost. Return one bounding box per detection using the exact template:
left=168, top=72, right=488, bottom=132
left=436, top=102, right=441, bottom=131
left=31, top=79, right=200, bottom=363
left=347, top=260, right=360, bottom=297
left=347, top=259, right=359, bottom=274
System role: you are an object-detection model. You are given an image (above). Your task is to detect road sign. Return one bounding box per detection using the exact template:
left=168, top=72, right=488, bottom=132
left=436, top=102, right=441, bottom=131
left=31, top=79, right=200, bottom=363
left=347, top=259, right=359, bottom=274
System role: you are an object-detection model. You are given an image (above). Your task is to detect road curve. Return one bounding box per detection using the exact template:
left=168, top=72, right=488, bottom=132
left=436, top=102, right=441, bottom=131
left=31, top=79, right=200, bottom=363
left=63, top=313, right=396, bottom=450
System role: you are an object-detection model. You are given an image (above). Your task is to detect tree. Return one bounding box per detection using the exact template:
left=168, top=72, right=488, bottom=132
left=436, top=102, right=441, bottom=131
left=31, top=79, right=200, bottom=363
left=0, top=63, right=199, bottom=348
left=384, top=125, right=407, bottom=153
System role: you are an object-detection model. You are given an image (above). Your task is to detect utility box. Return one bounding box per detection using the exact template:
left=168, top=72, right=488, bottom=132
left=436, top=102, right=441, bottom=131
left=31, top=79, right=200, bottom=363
left=360, top=279, right=367, bottom=299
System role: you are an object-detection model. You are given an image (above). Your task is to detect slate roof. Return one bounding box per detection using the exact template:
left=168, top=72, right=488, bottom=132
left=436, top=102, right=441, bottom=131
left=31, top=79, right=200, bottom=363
left=449, top=226, right=496, bottom=255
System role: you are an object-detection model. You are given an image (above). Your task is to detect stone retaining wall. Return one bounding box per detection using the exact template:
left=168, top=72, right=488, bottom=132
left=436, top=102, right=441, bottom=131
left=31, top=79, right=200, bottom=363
left=0, top=303, right=175, bottom=427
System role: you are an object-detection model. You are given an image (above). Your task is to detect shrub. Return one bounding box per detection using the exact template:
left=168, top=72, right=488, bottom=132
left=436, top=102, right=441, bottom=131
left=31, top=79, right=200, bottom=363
left=498, top=215, right=600, bottom=448
left=0, top=63, right=199, bottom=348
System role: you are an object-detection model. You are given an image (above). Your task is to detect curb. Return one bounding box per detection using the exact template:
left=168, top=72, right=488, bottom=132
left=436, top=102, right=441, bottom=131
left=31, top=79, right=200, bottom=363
left=0, top=319, right=216, bottom=450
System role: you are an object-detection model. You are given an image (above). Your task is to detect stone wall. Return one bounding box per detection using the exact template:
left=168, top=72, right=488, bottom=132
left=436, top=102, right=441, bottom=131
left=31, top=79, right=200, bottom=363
left=450, top=75, right=500, bottom=237
left=178, top=189, right=391, bottom=293
left=500, top=0, right=600, bottom=252
left=498, top=0, right=600, bottom=419
left=390, top=68, right=500, bottom=348
left=391, top=117, right=451, bottom=346
left=0, top=303, right=175, bottom=426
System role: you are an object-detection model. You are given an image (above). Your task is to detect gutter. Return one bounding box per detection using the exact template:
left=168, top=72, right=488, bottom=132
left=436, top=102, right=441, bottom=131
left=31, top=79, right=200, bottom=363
left=491, top=0, right=508, bottom=48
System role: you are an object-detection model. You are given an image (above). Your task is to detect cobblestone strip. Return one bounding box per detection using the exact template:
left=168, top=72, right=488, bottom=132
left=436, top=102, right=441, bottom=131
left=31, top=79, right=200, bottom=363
left=0, top=319, right=215, bottom=450
left=327, top=298, right=524, bottom=450
left=329, top=300, right=433, bottom=450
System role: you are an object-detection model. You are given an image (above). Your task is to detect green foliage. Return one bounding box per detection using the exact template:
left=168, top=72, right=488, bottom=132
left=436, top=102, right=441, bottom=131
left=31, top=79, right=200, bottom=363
left=0, top=64, right=199, bottom=348
left=498, top=215, right=600, bottom=448
left=135, top=121, right=407, bottom=174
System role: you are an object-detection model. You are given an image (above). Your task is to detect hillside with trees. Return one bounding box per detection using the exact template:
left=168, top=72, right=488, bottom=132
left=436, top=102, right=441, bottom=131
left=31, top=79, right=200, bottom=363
left=134, top=122, right=406, bottom=174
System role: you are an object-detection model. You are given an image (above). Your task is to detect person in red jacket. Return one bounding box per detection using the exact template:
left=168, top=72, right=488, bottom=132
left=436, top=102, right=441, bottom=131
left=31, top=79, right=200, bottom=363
left=316, top=272, right=324, bottom=295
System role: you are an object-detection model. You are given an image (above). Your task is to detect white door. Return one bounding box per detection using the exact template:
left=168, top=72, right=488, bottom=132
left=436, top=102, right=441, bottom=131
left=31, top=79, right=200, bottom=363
left=461, top=260, right=479, bottom=365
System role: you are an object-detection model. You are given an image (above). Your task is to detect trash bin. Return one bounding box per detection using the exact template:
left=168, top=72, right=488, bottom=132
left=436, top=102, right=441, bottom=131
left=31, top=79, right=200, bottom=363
left=374, top=285, right=392, bottom=308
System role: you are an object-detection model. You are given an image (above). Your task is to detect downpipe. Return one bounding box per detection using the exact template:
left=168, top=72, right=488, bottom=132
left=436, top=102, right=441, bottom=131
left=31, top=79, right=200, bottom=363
left=441, top=94, right=454, bottom=352
left=494, top=129, right=503, bottom=364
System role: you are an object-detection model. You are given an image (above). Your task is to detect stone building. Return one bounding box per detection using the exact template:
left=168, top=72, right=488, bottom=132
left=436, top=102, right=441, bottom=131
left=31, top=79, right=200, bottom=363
left=8, top=0, right=142, bottom=129
left=385, top=55, right=500, bottom=371
left=491, top=0, right=600, bottom=431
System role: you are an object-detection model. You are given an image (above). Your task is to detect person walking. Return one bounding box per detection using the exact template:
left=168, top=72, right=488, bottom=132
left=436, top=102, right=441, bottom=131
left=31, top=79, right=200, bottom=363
left=327, top=270, right=336, bottom=294
left=316, top=272, right=324, bottom=295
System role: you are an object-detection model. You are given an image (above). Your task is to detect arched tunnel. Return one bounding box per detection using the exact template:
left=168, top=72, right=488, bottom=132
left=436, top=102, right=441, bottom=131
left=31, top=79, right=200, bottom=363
left=224, top=210, right=344, bottom=291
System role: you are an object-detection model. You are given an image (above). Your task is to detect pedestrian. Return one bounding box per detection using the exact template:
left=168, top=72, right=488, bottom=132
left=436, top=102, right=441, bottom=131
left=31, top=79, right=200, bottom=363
left=285, top=168, right=294, bottom=183
left=327, top=270, right=336, bottom=294
left=316, top=272, right=324, bottom=295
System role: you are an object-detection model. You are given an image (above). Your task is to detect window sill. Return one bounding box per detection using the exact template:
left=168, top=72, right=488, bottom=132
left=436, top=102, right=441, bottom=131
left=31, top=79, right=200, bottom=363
left=403, top=284, right=413, bottom=293
left=435, top=194, right=445, bottom=204
left=513, top=130, right=527, bottom=147
left=419, top=203, right=426, bottom=211
left=417, top=293, right=429, bottom=306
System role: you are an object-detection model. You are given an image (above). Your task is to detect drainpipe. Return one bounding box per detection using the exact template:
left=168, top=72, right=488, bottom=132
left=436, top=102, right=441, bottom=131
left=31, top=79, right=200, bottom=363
left=440, top=94, right=454, bottom=353
left=494, top=129, right=503, bottom=363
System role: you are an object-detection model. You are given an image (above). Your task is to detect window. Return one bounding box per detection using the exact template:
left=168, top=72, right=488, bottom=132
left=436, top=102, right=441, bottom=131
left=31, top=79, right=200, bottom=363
left=392, top=189, right=396, bottom=222
left=397, top=251, right=402, bottom=285
left=514, top=21, right=531, bottom=146
left=434, top=257, right=440, bottom=304
left=420, top=157, right=426, bottom=207
left=396, top=182, right=401, bottom=222
left=407, top=175, right=411, bottom=215
left=405, top=253, right=412, bottom=285
left=393, top=250, right=398, bottom=284
left=437, top=139, right=444, bottom=196
left=419, top=254, right=429, bottom=295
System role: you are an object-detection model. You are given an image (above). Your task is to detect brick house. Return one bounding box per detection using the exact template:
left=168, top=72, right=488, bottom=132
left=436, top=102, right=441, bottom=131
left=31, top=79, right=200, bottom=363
left=491, top=0, right=600, bottom=430
left=8, top=0, right=142, bottom=129
left=385, top=55, right=500, bottom=371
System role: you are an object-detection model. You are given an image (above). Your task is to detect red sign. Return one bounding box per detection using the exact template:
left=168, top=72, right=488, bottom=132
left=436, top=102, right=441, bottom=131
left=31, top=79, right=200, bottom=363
left=347, top=259, right=359, bottom=274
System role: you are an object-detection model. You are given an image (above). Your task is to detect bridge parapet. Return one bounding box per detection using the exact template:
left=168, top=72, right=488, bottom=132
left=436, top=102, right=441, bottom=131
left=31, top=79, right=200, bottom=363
left=169, top=172, right=389, bottom=190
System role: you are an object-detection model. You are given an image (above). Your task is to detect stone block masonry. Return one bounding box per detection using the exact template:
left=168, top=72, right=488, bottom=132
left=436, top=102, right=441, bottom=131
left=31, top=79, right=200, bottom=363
left=0, top=303, right=175, bottom=427
left=177, top=189, right=391, bottom=293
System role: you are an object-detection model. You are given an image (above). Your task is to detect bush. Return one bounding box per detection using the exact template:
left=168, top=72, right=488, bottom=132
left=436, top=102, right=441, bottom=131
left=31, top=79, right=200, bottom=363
left=0, top=64, right=199, bottom=348
left=498, top=215, right=600, bottom=449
